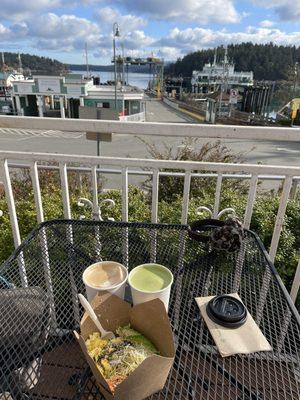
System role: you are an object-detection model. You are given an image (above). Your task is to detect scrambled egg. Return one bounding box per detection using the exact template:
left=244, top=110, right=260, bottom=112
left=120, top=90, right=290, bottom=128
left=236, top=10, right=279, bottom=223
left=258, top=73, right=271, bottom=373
left=85, top=332, right=108, bottom=359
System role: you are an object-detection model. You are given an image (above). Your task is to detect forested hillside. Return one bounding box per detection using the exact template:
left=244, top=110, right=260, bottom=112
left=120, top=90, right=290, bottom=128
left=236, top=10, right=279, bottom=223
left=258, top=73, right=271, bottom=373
left=2, top=52, right=67, bottom=75
left=167, top=43, right=300, bottom=81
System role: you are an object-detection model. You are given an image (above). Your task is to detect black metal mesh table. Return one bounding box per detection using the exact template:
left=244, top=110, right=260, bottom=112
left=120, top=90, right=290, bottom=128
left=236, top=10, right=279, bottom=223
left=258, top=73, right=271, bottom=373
left=0, top=220, right=299, bottom=400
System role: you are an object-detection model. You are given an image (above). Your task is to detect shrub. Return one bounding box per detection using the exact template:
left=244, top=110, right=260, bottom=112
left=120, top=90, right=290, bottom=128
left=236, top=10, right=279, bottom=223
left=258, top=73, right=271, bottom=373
left=139, top=138, right=250, bottom=201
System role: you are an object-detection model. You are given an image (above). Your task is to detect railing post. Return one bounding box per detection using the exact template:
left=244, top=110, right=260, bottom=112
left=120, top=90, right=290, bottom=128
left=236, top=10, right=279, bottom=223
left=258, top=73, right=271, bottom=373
left=121, top=167, right=129, bottom=268
left=59, top=162, right=80, bottom=327
left=290, top=259, right=300, bottom=303
left=244, top=174, right=258, bottom=229
left=30, top=162, right=44, bottom=224
left=91, top=166, right=102, bottom=262
left=59, top=162, right=71, bottom=219
left=174, top=171, right=192, bottom=330
left=30, top=161, right=57, bottom=330
left=257, top=176, right=293, bottom=325
left=180, top=170, right=192, bottom=225
left=269, top=176, right=293, bottom=262
left=289, top=178, right=298, bottom=200
left=91, top=166, right=100, bottom=220
left=213, top=173, right=222, bottom=218
left=150, top=169, right=159, bottom=263
left=1, top=159, right=28, bottom=287
left=2, top=160, right=22, bottom=249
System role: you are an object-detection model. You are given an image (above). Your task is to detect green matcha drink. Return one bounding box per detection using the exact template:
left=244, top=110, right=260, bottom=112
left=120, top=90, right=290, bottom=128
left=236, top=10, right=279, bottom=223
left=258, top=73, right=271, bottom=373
left=129, top=264, right=173, bottom=311
left=130, top=264, right=172, bottom=292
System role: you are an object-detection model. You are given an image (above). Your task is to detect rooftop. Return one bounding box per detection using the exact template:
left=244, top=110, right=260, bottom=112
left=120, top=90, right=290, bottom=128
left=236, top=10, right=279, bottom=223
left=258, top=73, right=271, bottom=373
left=89, top=84, right=143, bottom=93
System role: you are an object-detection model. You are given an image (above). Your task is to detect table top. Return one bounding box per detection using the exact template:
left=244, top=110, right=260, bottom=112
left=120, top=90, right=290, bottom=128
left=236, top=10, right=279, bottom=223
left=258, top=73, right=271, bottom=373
left=0, top=220, right=299, bottom=400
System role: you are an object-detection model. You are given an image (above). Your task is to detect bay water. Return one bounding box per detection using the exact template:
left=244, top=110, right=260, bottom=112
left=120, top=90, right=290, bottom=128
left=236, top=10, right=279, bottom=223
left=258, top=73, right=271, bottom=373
left=72, top=69, right=150, bottom=89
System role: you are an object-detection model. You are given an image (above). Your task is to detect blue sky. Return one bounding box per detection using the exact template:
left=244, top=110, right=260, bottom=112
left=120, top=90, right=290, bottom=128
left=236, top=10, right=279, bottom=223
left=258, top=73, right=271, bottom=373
left=0, top=1, right=299, bottom=64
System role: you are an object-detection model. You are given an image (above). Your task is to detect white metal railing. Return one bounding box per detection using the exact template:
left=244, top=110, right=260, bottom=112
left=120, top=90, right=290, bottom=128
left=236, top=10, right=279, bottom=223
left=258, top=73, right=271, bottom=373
left=1, top=150, right=300, bottom=303
left=0, top=116, right=300, bottom=305
left=119, top=111, right=146, bottom=122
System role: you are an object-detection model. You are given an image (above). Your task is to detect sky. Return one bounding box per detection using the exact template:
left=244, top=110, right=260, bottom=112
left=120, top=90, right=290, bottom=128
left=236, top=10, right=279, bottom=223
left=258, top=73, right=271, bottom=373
left=0, top=0, right=300, bottom=65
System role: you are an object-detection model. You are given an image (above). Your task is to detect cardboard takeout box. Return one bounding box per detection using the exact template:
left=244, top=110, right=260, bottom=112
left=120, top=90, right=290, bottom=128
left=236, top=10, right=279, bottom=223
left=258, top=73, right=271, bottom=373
left=75, top=291, right=175, bottom=400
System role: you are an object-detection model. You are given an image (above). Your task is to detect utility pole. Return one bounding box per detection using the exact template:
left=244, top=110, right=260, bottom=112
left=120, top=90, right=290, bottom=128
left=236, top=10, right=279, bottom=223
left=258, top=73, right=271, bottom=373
left=18, top=52, right=23, bottom=74
left=179, top=73, right=183, bottom=101
left=213, top=48, right=217, bottom=66
left=218, top=45, right=229, bottom=117
left=2, top=52, right=7, bottom=101
left=223, top=45, right=229, bottom=93
left=158, top=50, right=164, bottom=97
left=121, top=42, right=125, bottom=85
left=85, top=42, right=90, bottom=78
left=113, top=22, right=120, bottom=111
left=212, top=48, right=217, bottom=91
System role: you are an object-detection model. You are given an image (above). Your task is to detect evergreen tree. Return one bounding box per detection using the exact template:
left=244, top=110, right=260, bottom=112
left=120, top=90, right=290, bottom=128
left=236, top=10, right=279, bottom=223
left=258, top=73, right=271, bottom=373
left=166, top=43, right=300, bottom=81
left=1, top=52, right=67, bottom=75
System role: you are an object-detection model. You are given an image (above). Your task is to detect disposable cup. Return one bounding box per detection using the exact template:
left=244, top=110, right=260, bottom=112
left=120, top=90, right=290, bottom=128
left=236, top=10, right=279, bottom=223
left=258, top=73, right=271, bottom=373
left=82, top=261, right=128, bottom=302
left=128, top=263, right=173, bottom=311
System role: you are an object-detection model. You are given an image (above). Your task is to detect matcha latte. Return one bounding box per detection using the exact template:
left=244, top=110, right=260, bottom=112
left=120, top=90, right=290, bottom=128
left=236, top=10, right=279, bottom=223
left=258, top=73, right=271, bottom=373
left=128, top=264, right=173, bottom=311
left=129, top=264, right=172, bottom=292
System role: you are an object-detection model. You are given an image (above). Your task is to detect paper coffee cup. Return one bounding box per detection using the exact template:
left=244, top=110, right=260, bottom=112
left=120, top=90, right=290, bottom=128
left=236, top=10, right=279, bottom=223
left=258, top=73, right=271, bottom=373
left=128, top=263, right=173, bottom=311
left=82, top=261, right=128, bottom=302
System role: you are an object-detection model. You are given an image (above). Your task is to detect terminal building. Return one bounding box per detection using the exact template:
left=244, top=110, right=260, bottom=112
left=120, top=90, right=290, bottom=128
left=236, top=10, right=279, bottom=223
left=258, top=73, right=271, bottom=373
left=11, top=74, right=145, bottom=121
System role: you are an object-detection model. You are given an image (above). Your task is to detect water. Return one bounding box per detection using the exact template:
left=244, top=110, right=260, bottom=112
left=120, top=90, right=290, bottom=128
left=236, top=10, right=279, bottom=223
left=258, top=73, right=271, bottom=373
left=72, top=69, right=150, bottom=89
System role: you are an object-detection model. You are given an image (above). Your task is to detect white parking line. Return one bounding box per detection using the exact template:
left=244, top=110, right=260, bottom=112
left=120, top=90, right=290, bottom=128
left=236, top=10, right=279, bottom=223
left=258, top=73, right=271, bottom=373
left=276, top=147, right=300, bottom=154
left=0, top=128, right=84, bottom=139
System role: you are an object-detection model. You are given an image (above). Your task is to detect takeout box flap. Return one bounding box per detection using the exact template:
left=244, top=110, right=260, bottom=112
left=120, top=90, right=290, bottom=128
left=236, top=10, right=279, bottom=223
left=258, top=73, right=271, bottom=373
left=81, top=291, right=131, bottom=340
left=114, top=354, right=174, bottom=399
left=130, top=298, right=175, bottom=358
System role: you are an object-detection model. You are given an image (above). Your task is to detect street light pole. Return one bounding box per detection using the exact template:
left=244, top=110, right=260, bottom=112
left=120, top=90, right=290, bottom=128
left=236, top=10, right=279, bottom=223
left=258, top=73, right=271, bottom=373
left=113, top=35, right=117, bottom=110
left=113, top=22, right=120, bottom=112
left=122, top=42, right=125, bottom=85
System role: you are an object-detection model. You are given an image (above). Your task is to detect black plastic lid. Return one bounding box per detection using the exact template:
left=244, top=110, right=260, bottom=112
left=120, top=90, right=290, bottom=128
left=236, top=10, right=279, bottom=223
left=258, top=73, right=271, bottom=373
left=206, top=295, right=247, bottom=328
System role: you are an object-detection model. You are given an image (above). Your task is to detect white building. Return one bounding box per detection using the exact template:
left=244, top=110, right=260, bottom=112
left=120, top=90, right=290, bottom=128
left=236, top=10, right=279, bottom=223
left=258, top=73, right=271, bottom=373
left=11, top=74, right=145, bottom=121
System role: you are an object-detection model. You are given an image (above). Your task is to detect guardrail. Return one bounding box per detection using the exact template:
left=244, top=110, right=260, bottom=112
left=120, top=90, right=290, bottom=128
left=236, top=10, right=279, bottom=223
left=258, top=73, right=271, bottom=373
left=162, top=97, right=179, bottom=110
left=0, top=116, right=300, bottom=304
left=119, top=111, right=146, bottom=122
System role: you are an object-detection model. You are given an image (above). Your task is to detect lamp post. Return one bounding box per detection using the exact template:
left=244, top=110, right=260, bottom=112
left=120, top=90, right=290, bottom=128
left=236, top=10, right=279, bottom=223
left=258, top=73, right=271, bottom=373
left=113, top=22, right=120, bottom=112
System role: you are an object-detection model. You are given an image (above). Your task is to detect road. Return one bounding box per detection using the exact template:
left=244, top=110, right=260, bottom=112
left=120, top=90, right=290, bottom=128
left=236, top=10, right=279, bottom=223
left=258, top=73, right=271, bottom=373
left=0, top=99, right=300, bottom=169
left=145, top=98, right=197, bottom=123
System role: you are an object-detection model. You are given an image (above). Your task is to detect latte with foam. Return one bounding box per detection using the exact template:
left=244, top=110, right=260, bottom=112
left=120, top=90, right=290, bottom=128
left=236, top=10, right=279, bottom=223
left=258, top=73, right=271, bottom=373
left=83, top=262, right=126, bottom=289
